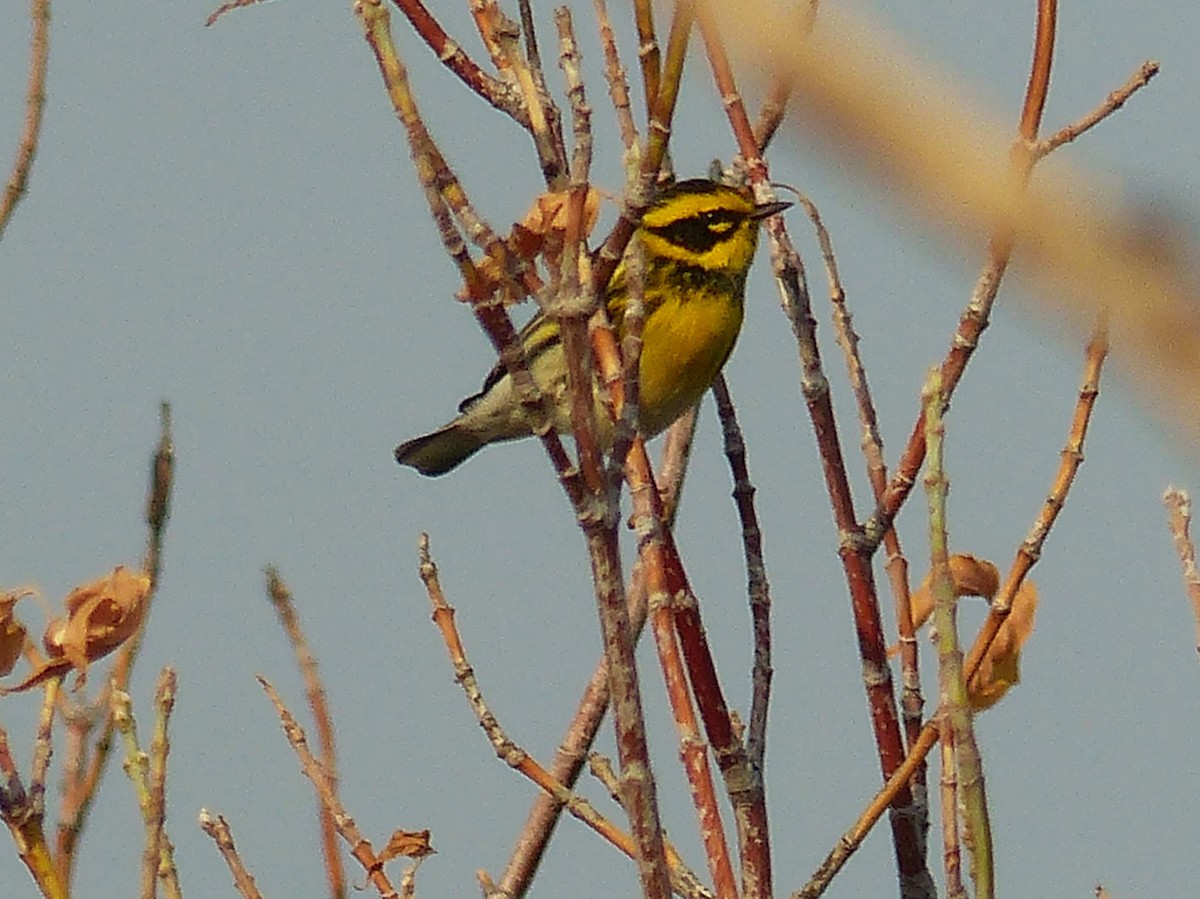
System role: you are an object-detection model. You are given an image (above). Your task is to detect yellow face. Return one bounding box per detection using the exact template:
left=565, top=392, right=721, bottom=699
left=636, top=181, right=764, bottom=275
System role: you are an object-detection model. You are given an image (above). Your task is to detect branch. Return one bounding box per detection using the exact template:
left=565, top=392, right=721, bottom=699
left=266, top=569, right=345, bottom=899
left=1162, top=488, right=1200, bottom=658
left=0, top=0, right=50, bottom=242
left=922, top=372, right=992, bottom=899
left=416, top=536, right=709, bottom=899
left=199, top=810, right=266, bottom=899
left=259, top=677, right=401, bottom=899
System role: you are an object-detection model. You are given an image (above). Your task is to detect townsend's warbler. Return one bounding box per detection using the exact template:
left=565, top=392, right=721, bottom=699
left=395, top=178, right=789, bottom=476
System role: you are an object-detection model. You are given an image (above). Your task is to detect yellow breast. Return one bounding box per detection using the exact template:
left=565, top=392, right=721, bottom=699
left=634, top=289, right=744, bottom=436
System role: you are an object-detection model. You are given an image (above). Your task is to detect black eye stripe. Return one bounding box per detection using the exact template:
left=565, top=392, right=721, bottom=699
left=648, top=209, right=745, bottom=253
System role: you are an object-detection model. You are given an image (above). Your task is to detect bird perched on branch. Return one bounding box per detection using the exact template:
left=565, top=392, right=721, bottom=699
left=395, top=178, right=789, bottom=476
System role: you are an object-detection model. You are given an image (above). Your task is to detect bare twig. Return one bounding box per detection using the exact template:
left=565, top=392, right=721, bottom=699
left=148, top=669, right=182, bottom=899
left=1034, top=61, right=1159, bottom=160
left=416, top=536, right=709, bottom=899
left=199, top=810, right=266, bottom=899
left=553, top=6, right=607, bottom=497
left=632, top=0, right=661, bottom=120
left=144, top=402, right=174, bottom=589
left=496, top=0, right=567, bottom=186
left=266, top=569, right=345, bottom=899
left=966, top=320, right=1107, bottom=680
left=205, top=0, right=269, bottom=26
left=865, top=0, right=1059, bottom=551
left=592, top=0, right=639, bottom=152
left=388, top=0, right=526, bottom=122
left=112, top=681, right=180, bottom=899
left=1163, top=488, right=1200, bottom=657
left=498, top=414, right=697, bottom=898
left=259, top=677, right=401, bottom=899
left=0, top=0, right=50, bottom=241
left=55, top=406, right=175, bottom=888
left=1, top=725, right=67, bottom=899
left=711, top=374, right=772, bottom=774
left=798, top=319, right=1108, bottom=898
left=923, top=371, right=992, bottom=899
left=938, top=734, right=964, bottom=899
left=29, top=678, right=59, bottom=818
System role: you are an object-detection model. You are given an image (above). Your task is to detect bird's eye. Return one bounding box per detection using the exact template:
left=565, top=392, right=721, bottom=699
left=702, top=210, right=736, bottom=235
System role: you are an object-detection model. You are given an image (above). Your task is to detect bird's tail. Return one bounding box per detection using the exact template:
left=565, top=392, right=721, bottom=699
left=395, top=423, right=486, bottom=477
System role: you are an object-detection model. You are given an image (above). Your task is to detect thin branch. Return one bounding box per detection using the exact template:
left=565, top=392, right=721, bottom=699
left=494, top=0, right=567, bottom=186
left=144, top=401, right=174, bottom=600
left=711, top=376, right=772, bottom=772
left=966, top=320, right=1107, bottom=679
left=695, top=0, right=767, bottom=184
left=592, top=0, right=639, bottom=152
left=796, top=186, right=932, bottom=839
left=0, top=0, right=50, bottom=242
left=923, top=371, right=992, bottom=899
left=1033, top=60, right=1159, bottom=159
left=553, top=6, right=607, bottom=496
left=29, top=678, right=59, bottom=818
left=865, top=0, right=1059, bottom=550
left=199, top=810, right=266, bottom=899
left=632, top=0, right=661, bottom=120
left=937, top=734, right=964, bottom=899
left=416, top=536, right=709, bottom=899
left=498, top=414, right=697, bottom=898
left=797, top=319, right=1108, bottom=898
left=1017, top=0, right=1057, bottom=142
left=1163, top=488, right=1200, bottom=657
left=112, top=683, right=180, bottom=899
left=388, top=0, right=525, bottom=122
left=56, top=405, right=174, bottom=888
left=1, top=724, right=67, bottom=899
left=259, top=677, right=401, bottom=899
left=148, top=669, right=182, bottom=899
left=266, top=569, right=345, bottom=899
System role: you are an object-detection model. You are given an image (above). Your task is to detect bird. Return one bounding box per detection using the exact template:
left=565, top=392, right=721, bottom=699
left=395, top=178, right=790, bottom=476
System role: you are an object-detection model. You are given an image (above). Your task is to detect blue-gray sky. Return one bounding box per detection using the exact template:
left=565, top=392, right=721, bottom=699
left=2, top=2, right=1198, bottom=897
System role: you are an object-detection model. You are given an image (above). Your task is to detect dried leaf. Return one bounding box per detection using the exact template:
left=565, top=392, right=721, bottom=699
left=470, top=188, right=603, bottom=303
left=374, top=828, right=435, bottom=868
left=47, top=566, right=152, bottom=673
left=969, top=580, right=1039, bottom=710
left=512, top=187, right=601, bottom=257
left=3, top=566, right=151, bottom=693
left=906, top=553, right=1001, bottom=634
left=1, top=655, right=73, bottom=694
left=0, top=591, right=30, bottom=677
left=897, top=554, right=1038, bottom=710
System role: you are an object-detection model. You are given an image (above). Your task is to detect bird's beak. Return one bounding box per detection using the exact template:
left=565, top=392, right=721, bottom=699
left=750, top=198, right=792, bottom=220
